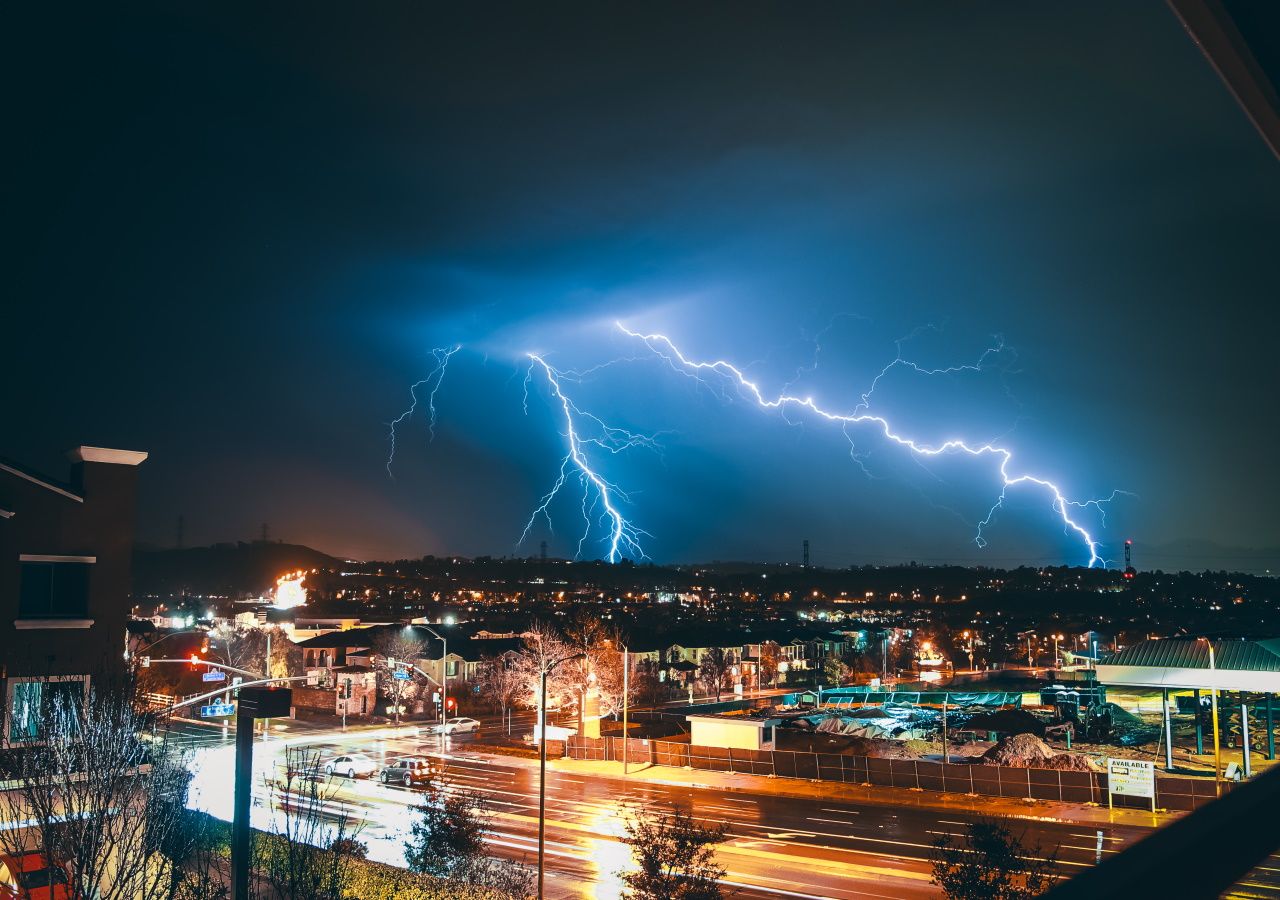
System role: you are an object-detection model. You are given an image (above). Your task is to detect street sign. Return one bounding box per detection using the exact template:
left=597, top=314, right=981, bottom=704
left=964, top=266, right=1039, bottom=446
left=393, top=669, right=411, bottom=681
left=1107, top=757, right=1156, bottom=811
left=433, top=691, right=441, bottom=704
left=202, top=670, right=227, bottom=682
left=200, top=703, right=235, bottom=718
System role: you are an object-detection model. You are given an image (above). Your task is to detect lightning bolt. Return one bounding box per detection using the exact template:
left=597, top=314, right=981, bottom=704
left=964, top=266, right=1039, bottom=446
left=385, top=345, right=460, bottom=478
left=520, top=355, right=656, bottom=562
left=617, top=322, right=1118, bottom=567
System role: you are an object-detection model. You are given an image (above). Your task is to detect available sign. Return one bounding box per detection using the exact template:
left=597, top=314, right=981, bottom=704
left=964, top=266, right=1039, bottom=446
left=202, top=670, right=227, bottom=682
left=200, top=703, right=235, bottom=718
left=1107, top=757, right=1156, bottom=810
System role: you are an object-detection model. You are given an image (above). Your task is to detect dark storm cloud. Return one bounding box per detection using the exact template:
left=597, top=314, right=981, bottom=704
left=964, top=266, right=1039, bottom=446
left=6, top=3, right=1279, bottom=569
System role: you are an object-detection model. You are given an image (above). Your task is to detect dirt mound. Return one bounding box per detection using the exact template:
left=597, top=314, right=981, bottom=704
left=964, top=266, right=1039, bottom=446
left=975, top=733, right=1099, bottom=771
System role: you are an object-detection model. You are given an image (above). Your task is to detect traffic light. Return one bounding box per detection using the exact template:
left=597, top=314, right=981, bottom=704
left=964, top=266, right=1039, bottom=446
left=446, top=697, right=457, bottom=712
left=190, top=653, right=201, bottom=670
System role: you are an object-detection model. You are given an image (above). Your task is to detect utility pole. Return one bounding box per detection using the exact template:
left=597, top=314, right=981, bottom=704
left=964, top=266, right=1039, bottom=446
left=803, top=539, right=810, bottom=568
left=231, top=687, right=292, bottom=900
left=537, top=653, right=584, bottom=900
left=264, top=631, right=271, bottom=737
left=260, top=522, right=269, bottom=544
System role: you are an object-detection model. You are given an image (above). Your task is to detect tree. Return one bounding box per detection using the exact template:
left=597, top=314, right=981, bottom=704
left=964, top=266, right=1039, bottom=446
left=560, top=612, right=626, bottom=730
left=475, top=655, right=525, bottom=733
left=631, top=658, right=667, bottom=708
left=758, top=642, right=780, bottom=689
left=930, top=819, right=1060, bottom=900
left=258, top=747, right=366, bottom=900
left=404, top=770, right=534, bottom=895
left=0, top=674, right=205, bottom=900
left=511, top=622, right=578, bottom=737
left=619, top=803, right=727, bottom=899
left=372, top=631, right=427, bottom=715
left=207, top=623, right=301, bottom=681
left=404, top=776, right=487, bottom=878
left=696, top=648, right=733, bottom=702
left=822, top=652, right=847, bottom=686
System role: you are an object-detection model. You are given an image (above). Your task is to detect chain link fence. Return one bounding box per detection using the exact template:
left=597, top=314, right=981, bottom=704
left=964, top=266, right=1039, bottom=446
left=567, top=736, right=1225, bottom=811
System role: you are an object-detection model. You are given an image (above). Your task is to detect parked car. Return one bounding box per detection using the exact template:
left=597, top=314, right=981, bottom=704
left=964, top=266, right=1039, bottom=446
left=0, top=852, right=70, bottom=900
left=432, top=716, right=480, bottom=735
left=324, top=753, right=377, bottom=778
left=379, top=756, right=434, bottom=787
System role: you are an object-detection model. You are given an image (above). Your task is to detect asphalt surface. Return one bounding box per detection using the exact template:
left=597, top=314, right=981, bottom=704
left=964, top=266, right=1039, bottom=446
left=168, top=716, right=1280, bottom=899
left=163, top=682, right=1280, bottom=900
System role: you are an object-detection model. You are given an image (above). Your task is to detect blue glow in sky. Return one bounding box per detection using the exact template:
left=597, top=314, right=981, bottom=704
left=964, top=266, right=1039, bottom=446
left=7, top=3, right=1280, bottom=570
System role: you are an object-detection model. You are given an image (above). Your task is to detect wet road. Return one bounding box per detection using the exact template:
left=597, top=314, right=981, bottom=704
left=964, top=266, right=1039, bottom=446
left=174, top=719, right=1210, bottom=898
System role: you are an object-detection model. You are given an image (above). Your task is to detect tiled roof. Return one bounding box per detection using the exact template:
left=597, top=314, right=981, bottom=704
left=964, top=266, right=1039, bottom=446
left=1106, top=639, right=1280, bottom=672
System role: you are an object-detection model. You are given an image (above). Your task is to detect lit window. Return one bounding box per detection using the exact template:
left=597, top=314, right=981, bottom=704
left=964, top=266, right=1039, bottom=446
left=7, top=677, right=87, bottom=744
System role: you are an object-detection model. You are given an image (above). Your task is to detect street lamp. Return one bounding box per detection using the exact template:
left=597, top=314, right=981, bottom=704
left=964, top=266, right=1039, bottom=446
left=1198, top=637, right=1222, bottom=795
left=537, top=651, right=585, bottom=900
left=416, top=623, right=449, bottom=731
left=1053, top=633, right=1064, bottom=667
left=963, top=631, right=974, bottom=670
left=1026, top=633, right=1036, bottom=669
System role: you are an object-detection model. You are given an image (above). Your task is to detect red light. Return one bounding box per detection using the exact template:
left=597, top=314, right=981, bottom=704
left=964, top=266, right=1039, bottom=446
left=190, top=654, right=200, bottom=664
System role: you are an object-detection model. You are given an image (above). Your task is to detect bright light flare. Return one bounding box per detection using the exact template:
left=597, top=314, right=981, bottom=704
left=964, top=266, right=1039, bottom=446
left=274, top=570, right=308, bottom=609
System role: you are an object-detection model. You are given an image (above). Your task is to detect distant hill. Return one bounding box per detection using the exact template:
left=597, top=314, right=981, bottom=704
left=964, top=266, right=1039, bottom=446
left=133, top=541, right=341, bottom=597
left=1135, top=540, right=1279, bottom=576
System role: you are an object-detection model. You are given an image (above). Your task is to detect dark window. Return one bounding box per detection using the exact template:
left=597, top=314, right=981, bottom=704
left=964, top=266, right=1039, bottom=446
left=19, top=866, right=69, bottom=888
left=18, top=561, right=91, bottom=618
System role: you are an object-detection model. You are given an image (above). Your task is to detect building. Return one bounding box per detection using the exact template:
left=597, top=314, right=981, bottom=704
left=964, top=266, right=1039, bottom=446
left=0, top=446, right=147, bottom=745
left=686, top=711, right=782, bottom=751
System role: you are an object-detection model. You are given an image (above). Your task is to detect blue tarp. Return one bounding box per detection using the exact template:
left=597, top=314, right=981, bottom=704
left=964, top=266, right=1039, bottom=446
left=787, top=690, right=1022, bottom=708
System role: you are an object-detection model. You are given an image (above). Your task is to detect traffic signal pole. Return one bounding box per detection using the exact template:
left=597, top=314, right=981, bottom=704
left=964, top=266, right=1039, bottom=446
left=231, top=702, right=255, bottom=900
left=231, top=687, right=293, bottom=900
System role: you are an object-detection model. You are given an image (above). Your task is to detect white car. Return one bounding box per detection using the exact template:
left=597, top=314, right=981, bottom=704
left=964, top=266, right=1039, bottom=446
left=433, top=717, right=480, bottom=735
left=324, top=753, right=377, bottom=778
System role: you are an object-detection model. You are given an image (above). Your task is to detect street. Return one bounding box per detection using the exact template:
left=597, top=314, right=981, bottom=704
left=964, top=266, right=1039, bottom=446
left=169, top=717, right=1272, bottom=899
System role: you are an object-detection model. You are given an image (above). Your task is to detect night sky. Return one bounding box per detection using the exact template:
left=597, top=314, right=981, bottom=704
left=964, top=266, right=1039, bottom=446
left=7, top=3, right=1279, bottom=571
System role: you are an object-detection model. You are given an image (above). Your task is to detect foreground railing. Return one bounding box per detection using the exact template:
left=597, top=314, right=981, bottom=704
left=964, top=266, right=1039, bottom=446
left=1047, top=763, right=1280, bottom=898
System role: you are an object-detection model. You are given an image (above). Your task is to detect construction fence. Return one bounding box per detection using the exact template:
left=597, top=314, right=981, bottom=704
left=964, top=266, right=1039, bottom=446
left=566, top=736, right=1226, bottom=812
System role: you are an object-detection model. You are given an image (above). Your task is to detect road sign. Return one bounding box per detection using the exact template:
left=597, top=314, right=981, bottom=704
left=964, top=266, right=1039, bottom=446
left=202, top=670, right=227, bottom=682
left=1107, top=757, right=1156, bottom=811
left=200, top=703, right=235, bottom=718
left=393, top=669, right=411, bottom=681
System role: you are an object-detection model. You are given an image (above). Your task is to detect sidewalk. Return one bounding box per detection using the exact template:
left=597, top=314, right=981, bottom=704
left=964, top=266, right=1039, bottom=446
left=466, top=750, right=1175, bottom=830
